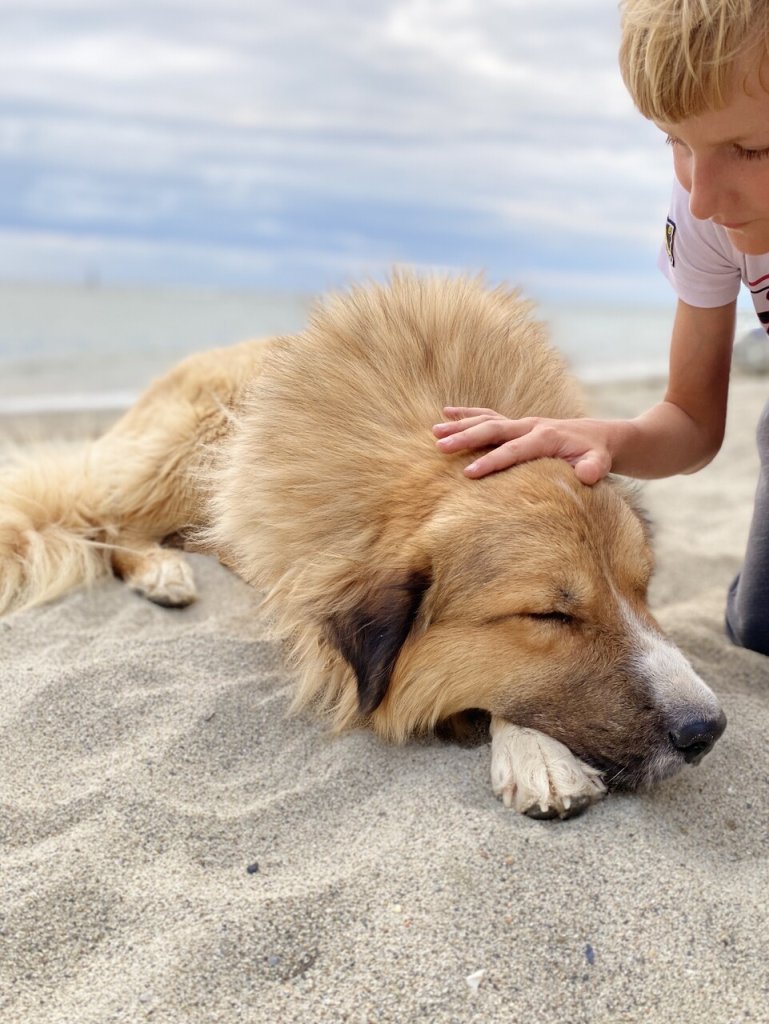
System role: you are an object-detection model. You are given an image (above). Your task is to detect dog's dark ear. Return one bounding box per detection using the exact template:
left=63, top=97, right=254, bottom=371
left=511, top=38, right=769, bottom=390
left=326, top=569, right=431, bottom=715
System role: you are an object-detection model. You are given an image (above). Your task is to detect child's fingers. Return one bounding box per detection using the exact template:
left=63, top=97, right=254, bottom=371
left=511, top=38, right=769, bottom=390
left=573, top=452, right=611, bottom=486
left=441, top=406, right=498, bottom=420
left=433, top=414, right=496, bottom=439
left=466, top=442, right=611, bottom=484
left=434, top=419, right=533, bottom=451
left=462, top=435, right=546, bottom=477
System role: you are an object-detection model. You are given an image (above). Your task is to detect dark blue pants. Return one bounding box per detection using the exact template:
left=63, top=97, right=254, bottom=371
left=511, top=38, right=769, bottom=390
left=725, top=398, right=769, bottom=655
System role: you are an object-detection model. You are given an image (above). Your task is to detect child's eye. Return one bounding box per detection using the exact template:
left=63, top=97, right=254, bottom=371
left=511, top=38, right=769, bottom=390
left=734, top=145, right=769, bottom=161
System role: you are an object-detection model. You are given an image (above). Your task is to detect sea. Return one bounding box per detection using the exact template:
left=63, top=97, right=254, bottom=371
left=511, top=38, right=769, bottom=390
left=0, top=281, right=762, bottom=416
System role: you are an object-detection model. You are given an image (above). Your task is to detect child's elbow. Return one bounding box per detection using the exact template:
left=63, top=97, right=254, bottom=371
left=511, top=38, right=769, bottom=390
left=682, top=431, right=724, bottom=474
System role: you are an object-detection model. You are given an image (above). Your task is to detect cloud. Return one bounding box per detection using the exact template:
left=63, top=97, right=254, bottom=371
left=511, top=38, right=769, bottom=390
left=0, top=0, right=675, bottom=302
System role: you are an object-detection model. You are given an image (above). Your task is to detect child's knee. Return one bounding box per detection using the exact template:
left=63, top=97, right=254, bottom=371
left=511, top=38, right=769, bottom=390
left=725, top=608, right=769, bottom=654
left=726, top=576, right=769, bottom=655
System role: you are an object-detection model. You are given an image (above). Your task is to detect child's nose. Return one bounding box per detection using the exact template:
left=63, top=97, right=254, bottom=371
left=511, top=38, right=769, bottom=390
left=687, top=156, right=726, bottom=222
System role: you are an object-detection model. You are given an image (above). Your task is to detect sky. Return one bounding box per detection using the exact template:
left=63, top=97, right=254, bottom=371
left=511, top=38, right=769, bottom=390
left=0, top=0, right=678, bottom=306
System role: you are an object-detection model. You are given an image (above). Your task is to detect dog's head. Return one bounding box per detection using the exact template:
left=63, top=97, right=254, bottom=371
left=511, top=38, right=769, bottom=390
left=326, top=458, right=725, bottom=791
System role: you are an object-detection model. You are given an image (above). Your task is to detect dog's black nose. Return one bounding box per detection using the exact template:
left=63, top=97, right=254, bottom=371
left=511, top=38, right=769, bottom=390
left=670, top=711, right=727, bottom=763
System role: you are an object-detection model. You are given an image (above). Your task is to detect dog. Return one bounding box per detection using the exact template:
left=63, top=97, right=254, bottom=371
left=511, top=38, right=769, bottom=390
left=0, top=273, right=726, bottom=818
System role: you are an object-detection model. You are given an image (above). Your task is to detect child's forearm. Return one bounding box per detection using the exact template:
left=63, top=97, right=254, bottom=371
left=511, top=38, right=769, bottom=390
left=608, top=400, right=724, bottom=479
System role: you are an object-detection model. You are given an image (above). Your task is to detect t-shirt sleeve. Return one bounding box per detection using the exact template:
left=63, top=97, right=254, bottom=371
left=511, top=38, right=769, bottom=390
left=657, top=178, right=742, bottom=307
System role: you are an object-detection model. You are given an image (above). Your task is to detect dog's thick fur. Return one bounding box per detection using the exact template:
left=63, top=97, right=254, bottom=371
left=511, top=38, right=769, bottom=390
left=0, top=274, right=725, bottom=817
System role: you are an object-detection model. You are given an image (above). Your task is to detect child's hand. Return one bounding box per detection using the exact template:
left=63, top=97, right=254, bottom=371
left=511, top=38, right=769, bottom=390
left=432, top=406, right=612, bottom=485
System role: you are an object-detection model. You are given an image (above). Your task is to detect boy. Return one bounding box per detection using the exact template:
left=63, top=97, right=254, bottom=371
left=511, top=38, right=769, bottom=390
left=432, top=0, right=769, bottom=655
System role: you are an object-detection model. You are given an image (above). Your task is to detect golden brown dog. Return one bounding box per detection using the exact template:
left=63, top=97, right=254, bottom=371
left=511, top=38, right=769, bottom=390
left=0, top=273, right=726, bottom=817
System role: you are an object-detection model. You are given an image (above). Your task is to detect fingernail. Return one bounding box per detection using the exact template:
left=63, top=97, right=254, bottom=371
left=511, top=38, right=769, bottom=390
left=465, top=462, right=478, bottom=473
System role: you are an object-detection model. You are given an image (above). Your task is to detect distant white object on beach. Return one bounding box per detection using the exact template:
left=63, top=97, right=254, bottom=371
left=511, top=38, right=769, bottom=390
left=733, top=327, right=769, bottom=375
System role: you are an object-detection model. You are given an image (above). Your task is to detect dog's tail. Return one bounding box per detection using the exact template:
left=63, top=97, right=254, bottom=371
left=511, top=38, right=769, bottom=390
left=0, top=443, right=116, bottom=617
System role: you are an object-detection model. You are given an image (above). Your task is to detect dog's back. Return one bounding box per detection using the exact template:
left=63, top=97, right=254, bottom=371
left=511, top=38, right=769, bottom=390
left=209, top=273, right=585, bottom=584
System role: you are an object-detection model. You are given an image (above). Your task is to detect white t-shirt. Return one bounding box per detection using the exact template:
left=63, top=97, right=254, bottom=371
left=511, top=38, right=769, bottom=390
left=658, top=177, right=769, bottom=329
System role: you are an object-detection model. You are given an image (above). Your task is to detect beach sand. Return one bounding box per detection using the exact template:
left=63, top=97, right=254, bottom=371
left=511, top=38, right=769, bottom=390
left=2, top=375, right=769, bottom=1024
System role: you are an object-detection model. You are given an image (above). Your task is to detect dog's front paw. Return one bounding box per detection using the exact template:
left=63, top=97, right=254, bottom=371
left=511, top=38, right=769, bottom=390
left=127, top=550, right=197, bottom=608
left=489, top=718, right=606, bottom=820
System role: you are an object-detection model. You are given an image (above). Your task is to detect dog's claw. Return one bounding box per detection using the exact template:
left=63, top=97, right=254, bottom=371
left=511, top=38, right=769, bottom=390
left=524, top=804, right=560, bottom=820
left=524, top=793, right=592, bottom=821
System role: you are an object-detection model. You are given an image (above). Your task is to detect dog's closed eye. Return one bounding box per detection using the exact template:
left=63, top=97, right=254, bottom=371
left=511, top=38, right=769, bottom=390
left=481, top=609, right=577, bottom=627
left=526, top=611, right=576, bottom=626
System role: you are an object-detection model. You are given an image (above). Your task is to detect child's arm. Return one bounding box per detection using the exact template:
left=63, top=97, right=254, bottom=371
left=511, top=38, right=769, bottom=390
left=433, top=299, right=736, bottom=484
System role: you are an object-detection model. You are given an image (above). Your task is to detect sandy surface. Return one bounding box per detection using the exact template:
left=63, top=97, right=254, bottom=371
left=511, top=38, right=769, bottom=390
left=2, top=375, right=769, bottom=1024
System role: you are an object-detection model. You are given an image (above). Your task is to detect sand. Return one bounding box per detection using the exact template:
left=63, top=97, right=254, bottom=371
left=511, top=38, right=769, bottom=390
left=2, top=375, right=769, bottom=1024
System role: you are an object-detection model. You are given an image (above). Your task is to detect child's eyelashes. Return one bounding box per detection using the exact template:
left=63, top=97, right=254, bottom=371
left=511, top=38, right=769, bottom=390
left=733, top=145, right=769, bottom=161
left=665, top=133, right=769, bottom=161
left=665, top=134, right=689, bottom=153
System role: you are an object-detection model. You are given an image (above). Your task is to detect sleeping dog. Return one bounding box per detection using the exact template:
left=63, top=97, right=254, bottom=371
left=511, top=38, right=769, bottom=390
left=0, top=273, right=726, bottom=818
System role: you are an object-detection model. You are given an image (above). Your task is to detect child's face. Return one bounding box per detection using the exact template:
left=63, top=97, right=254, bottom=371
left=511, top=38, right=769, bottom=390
left=657, top=56, right=769, bottom=255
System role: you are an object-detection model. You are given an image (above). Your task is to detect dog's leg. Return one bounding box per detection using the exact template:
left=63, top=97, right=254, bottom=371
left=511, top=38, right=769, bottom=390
left=111, top=540, right=197, bottom=608
left=489, top=716, right=606, bottom=819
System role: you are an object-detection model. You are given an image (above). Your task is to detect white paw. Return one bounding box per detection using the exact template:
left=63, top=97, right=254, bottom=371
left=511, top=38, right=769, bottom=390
left=490, top=718, right=606, bottom=820
left=129, top=552, right=197, bottom=607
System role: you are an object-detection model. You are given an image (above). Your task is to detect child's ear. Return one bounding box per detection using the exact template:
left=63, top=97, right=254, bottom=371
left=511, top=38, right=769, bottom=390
left=325, top=568, right=432, bottom=714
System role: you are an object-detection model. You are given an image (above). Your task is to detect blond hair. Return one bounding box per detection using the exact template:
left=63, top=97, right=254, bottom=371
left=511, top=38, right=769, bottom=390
left=619, top=0, right=769, bottom=122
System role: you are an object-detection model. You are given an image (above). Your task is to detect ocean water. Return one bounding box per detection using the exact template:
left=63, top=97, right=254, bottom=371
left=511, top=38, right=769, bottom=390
left=0, top=281, right=759, bottom=415
left=0, top=283, right=314, bottom=414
